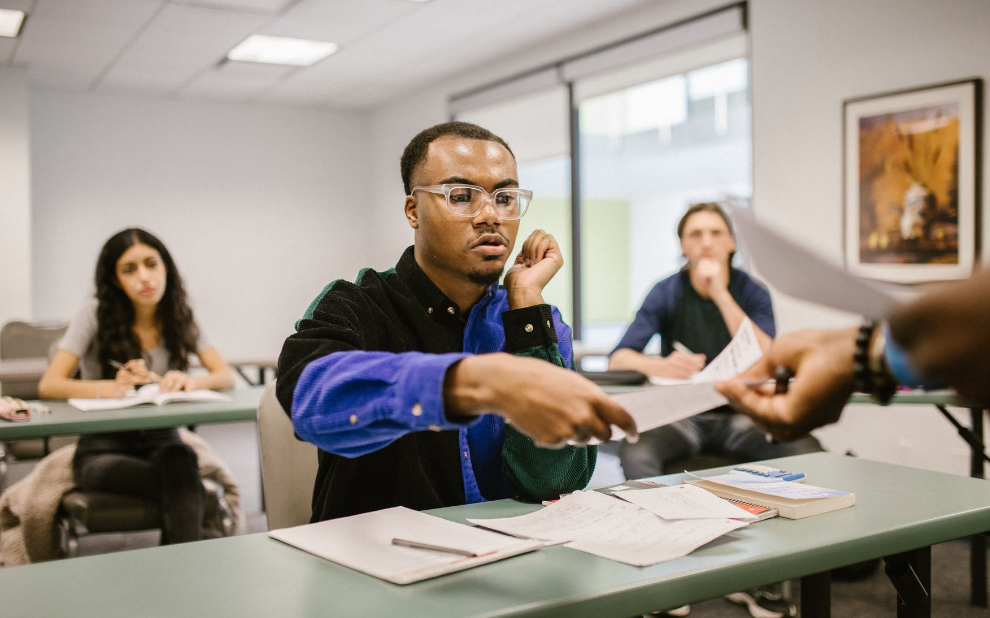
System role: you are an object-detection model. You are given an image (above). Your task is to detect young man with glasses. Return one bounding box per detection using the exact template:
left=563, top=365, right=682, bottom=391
left=277, top=121, right=637, bottom=523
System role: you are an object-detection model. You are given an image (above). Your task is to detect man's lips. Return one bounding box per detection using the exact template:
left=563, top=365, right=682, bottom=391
left=472, top=234, right=507, bottom=248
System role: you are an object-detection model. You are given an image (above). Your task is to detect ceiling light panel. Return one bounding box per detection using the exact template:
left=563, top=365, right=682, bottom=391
left=227, top=34, right=337, bottom=67
left=0, top=9, right=26, bottom=37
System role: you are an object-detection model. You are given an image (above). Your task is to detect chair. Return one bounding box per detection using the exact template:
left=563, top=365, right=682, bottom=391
left=257, top=381, right=318, bottom=530
left=0, top=320, right=73, bottom=491
left=56, top=479, right=235, bottom=557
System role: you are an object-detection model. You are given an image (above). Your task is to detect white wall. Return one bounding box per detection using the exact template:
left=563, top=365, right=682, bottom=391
left=0, top=68, right=33, bottom=328
left=366, top=0, right=737, bottom=268
left=29, top=90, right=371, bottom=360
left=749, top=0, right=990, bottom=475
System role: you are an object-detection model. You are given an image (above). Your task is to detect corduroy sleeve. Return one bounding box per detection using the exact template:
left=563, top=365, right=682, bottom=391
left=499, top=305, right=597, bottom=502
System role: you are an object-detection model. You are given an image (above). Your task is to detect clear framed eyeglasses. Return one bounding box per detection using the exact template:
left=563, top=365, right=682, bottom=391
left=410, top=184, right=533, bottom=220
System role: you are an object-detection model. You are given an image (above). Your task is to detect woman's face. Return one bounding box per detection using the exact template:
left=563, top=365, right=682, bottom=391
left=115, top=242, right=167, bottom=308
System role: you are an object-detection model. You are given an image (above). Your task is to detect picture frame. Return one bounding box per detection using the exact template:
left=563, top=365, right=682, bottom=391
left=843, top=78, right=982, bottom=283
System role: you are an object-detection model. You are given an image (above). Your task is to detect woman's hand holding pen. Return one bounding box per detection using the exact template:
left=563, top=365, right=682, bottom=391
left=715, top=327, right=859, bottom=441
left=111, top=359, right=159, bottom=387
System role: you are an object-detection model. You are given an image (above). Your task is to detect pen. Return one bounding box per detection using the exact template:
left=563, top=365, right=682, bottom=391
left=774, top=367, right=794, bottom=394
left=672, top=341, right=695, bottom=355
left=108, top=360, right=129, bottom=372
left=391, top=538, right=478, bottom=557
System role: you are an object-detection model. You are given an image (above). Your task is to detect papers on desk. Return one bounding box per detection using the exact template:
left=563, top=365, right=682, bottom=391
left=268, top=507, right=542, bottom=585
left=685, top=473, right=855, bottom=520
left=604, top=318, right=764, bottom=441
left=468, top=489, right=750, bottom=567
left=68, top=383, right=230, bottom=411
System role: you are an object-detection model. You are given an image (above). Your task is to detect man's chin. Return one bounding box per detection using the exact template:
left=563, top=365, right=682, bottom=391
left=467, top=265, right=505, bottom=287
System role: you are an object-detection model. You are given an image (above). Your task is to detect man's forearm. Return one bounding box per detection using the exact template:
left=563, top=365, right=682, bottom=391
left=711, top=290, right=773, bottom=352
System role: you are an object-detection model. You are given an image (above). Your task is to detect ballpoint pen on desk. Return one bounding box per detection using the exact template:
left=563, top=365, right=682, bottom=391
left=391, top=538, right=479, bottom=557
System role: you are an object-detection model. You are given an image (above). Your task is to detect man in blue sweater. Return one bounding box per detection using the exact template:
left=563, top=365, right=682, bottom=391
left=609, top=202, right=822, bottom=480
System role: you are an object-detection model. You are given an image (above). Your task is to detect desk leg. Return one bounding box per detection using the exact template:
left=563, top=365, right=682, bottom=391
left=971, top=408, right=988, bottom=606
left=800, top=571, right=830, bottom=618
left=886, top=547, right=931, bottom=618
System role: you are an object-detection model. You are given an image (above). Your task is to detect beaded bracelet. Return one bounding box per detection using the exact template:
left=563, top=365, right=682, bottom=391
left=852, top=321, right=897, bottom=405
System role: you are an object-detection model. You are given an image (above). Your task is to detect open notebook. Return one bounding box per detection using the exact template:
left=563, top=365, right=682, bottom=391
left=269, top=506, right=543, bottom=585
left=68, top=383, right=231, bottom=411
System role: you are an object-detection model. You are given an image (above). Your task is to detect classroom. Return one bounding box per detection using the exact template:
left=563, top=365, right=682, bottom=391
left=1, top=1, right=989, bottom=616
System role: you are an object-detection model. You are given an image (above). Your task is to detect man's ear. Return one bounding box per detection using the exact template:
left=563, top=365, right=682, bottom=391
left=404, top=195, right=419, bottom=229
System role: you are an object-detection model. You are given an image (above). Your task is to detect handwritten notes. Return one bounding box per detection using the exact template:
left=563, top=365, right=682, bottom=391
left=468, top=490, right=749, bottom=567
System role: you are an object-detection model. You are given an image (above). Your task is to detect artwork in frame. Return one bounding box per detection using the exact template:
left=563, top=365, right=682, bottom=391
left=844, top=78, right=982, bottom=283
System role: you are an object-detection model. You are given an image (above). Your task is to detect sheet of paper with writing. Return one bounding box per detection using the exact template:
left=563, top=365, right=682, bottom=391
left=469, top=490, right=747, bottom=567
left=602, top=318, right=763, bottom=441
left=616, top=484, right=758, bottom=520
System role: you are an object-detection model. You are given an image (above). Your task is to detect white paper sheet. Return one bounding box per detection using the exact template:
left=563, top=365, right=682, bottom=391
left=604, top=319, right=764, bottom=440
left=467, top=490, right=639, bottom=544
left=728, top=204, right=906, bottom=319
left=564, top=512, right=748, bottom=567
left=269, top=506, right=542, bottom=585
left=470, top=490, right=748, bottom=567
left=617, top=484, right=757, bottom=520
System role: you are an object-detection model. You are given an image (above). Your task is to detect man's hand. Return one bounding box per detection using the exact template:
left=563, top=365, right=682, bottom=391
left=715, top=327, right=858, bottom=441
left=503, top=230, right=563, bottom=309
left=445, top=353, right=638, bottom=448
left=609, top=348, right=705, bottom=380
left=695, top=257, right=730, bottom=299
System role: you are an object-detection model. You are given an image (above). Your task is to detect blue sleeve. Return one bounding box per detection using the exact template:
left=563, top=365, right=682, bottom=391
left=611, top=281, right=670, bottom=354
left=882, top=322, right=944, bottom=390
left=552, top=306, right=573, bottom=369
left=737, top=275, right=776, bottom=337
left=291, top=350, right=474, bottom=458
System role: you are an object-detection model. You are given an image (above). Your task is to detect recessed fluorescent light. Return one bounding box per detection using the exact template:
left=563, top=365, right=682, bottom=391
left=0, top=9, right=26, bottom=38
left=226, top=35, right=337, bottom=67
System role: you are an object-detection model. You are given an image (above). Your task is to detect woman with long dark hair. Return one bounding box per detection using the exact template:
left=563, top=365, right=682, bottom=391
left=39, top=228, right=234, bottom=544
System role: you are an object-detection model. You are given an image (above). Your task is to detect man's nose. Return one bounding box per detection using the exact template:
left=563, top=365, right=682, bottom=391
left=472, top=197, right=501, bottom=225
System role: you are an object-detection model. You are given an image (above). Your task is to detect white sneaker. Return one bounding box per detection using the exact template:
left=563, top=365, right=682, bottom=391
left=724, top=590, right=796, bottom=618
left=643, top=605, right=690, bottom=617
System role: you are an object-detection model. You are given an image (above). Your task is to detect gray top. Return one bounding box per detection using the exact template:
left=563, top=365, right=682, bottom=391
left=59, top=298, right=210, bottom=380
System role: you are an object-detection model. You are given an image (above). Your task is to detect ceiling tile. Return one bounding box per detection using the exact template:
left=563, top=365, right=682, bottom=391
left=170, top=0, right=293, bottom=15
left=266, top=0, right=416, bottom=46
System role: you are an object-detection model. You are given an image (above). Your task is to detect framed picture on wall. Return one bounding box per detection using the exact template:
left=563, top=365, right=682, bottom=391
left=843, top=78, right=982, bottom=283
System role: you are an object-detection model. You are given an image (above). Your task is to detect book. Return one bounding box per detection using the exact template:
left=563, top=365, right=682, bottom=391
left=595, top=480, right=778, bottom=522
left=68, top=383, right=231, bottom=411
left=684, top=474, right=855, bottom=520
left=268, top=506, right=544, bottom=585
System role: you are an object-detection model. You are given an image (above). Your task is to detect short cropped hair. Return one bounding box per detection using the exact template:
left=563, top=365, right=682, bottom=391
left=676, top=202, right=735, bottom=240
left=400, top=121, right=514, bottom=194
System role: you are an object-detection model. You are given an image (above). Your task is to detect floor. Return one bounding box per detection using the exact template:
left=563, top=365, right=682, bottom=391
left=4, top=426, right=989, bottom=617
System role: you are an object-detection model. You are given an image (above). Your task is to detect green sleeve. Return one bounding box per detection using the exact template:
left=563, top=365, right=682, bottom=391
left=500, top=305, right=597, bottom=502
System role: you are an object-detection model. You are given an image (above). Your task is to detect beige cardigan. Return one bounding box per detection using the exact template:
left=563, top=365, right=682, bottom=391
left=0, top=428, right=244, bottom=566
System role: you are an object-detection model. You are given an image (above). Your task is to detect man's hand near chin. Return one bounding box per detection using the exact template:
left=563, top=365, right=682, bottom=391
left=503, top=229, right=563, bottom=309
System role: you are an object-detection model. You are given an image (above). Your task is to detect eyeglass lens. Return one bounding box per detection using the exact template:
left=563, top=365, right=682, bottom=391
left=448, top=186, right=529, bottom=218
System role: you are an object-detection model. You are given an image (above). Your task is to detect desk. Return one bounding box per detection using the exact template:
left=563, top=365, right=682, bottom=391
left=0, top=386, right=264, bottom=441
left=2, top=452, right=989, bottom=618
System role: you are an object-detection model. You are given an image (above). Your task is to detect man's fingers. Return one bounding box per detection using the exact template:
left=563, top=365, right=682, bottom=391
left=597, top=399, right=637, bottom=443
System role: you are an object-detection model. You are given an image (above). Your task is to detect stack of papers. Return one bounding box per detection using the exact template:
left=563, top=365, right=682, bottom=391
left=685, top=473, right=855, bottom=519
left=469, top=487, right=754, bottom=567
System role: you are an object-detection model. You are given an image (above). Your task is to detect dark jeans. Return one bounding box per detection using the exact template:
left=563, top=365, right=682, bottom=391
left=618, top=409, right=824, bottom=480
left=73, top=432, right=204, bottom=544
